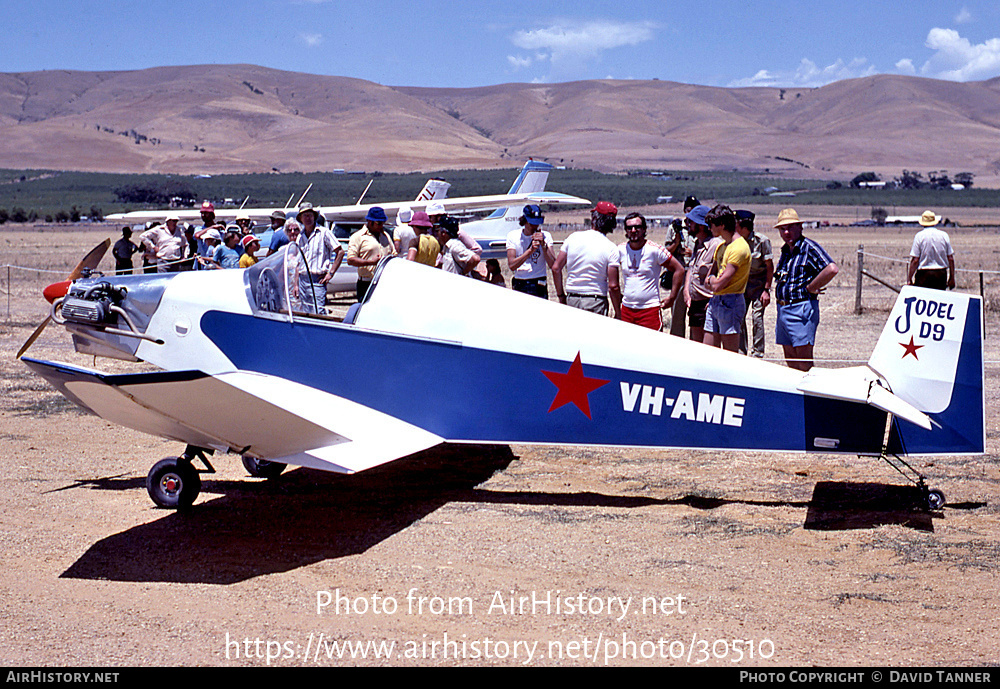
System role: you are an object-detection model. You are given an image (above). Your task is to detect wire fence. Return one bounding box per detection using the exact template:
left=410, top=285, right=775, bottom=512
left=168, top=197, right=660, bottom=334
left=852, top=244, right=997, bottom=341
left=1, top=263, right=72, bottom=323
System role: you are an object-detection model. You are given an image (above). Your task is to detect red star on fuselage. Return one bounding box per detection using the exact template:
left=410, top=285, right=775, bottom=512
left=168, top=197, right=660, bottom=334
left=541, top=352, right=609, bottom=419
left=900, top=335, right=923, bottom=359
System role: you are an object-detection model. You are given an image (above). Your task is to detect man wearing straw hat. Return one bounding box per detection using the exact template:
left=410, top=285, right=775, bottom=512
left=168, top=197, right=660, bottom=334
left=773, top=208, right=838, bottom=372
left=907, top=210, right=955, bottom=291
left=294, top=202, right=343, bottom=313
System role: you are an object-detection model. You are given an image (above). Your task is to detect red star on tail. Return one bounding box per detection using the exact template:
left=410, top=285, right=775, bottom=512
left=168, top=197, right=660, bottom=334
left=900, top=335, right=923, bottom=360
left=541, top=352, right=609, bottom=419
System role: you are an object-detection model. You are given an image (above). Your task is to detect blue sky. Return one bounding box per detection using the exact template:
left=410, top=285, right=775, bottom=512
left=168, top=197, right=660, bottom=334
left=3, top=0, right=999, bottom=88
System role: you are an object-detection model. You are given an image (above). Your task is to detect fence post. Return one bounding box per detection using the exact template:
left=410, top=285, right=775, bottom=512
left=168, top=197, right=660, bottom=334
left=981, top=271, right=986, bottom=341
left=855, top=244, right=863, bottom=314
left=6, top=265, right=9, bottom=321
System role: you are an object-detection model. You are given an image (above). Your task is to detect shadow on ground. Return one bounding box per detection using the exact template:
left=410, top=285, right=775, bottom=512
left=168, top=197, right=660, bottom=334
left=805, top=481, right=952, bottom=532
left=61, top=444, right=514, bottom=585
left=62, top=449, right=972, bottom=584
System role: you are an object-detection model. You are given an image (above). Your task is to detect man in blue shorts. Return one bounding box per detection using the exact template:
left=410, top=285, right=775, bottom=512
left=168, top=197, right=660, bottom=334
left=773, top=208, right=839, bottom=371
left=704, top=205, right=750, bottom=352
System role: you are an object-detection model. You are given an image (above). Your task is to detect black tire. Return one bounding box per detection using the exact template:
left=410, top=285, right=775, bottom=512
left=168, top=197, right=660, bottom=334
left=926, top=489, right=946, bottom=510
left=147, top=458, right=201, bottom=509
left=241, top=455, right=287, bottom=479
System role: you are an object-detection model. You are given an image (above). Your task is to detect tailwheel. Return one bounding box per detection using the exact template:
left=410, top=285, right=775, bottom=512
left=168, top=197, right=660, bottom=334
left=925, top=488, right=946, bottom=511
left=242, top=455, right=287, bottom=479
left=147, top=457, right=201, bottom=509
left=874, top=450, right=945, bottom=512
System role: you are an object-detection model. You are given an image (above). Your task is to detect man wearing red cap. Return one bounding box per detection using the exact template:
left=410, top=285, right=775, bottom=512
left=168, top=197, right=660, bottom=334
left=198, top=201, right=216, bottom=230
left=552, top=201, right=621, bottom=316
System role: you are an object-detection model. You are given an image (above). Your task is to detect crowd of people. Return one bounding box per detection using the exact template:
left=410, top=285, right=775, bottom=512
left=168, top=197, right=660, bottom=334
left=116, top=201, right=280, bottom=277
left=545, top=199, right=843, bottom=370
left=115, top=195, right=956, bottom=371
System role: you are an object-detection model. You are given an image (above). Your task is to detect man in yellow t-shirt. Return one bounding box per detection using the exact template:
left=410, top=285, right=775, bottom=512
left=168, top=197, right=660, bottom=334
left=704, top=204, right=750, bottom=352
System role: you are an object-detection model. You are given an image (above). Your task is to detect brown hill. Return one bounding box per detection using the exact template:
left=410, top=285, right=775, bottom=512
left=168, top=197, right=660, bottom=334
left=1, top=64, right=999, bottom=184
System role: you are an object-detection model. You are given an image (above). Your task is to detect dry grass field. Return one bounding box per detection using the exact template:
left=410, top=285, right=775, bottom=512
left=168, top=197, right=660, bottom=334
left=1, top=216, right=999, bottom=667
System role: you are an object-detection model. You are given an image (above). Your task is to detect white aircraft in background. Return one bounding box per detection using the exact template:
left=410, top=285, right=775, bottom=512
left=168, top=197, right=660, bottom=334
left=106, top=160, right=588, bottom=293
left=105, top=160, right=587, bottom=232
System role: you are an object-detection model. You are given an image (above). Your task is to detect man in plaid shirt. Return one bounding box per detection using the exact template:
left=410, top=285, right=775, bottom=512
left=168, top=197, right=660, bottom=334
left=773, top=208, right=839, bottom=371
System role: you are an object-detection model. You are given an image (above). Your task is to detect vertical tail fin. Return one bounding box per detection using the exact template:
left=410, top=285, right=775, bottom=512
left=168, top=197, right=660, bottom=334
left=868, top=286, right=985, bottom=454
left=484, top=160, right=553, bottom=220
left=414, top=179, right=451, bottom=203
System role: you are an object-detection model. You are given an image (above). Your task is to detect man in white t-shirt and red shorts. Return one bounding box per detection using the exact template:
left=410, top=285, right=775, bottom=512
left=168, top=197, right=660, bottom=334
left=612, top=212, right=684, bottom=330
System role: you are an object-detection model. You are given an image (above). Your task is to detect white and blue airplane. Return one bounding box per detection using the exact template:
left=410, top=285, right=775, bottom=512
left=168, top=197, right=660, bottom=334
left=20, top=246, right=983, bottom=511
left=105, top=160, right=587, bottom=233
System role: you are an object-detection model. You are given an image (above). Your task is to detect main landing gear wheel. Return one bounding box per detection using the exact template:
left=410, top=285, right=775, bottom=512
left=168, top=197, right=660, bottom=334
left=242, top=455, right=287, bottom=479
left=147, top=457, right=202, bottom=509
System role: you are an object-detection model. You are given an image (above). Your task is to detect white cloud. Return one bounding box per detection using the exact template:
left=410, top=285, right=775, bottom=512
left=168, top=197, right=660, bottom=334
left=954, top=7, right=972, bottom=24
left=507, top=55, right=533, bottom=69
left=921, top=27, right=1000, bottom=81
left=729, top=28, right=1000, bottom=87
left=729, top=57, right=876, bottom=88
left=299, top=33, right=323, bottom=48
left=508, top=19, right=656, bottom=79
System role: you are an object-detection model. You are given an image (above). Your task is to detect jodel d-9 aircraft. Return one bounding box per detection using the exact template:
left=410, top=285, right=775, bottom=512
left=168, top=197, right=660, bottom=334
left=19, top=241, right=984, bottom=511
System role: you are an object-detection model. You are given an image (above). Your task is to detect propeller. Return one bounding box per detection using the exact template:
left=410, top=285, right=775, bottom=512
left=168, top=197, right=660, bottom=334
left=16, top=238, right=111, bottom=359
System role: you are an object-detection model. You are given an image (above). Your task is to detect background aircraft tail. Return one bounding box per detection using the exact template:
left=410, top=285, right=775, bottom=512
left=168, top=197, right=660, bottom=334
left=414, top=179, right=451, bottom=203
left=482, top=159, right=553, bottom=220
left=867, top=286, right=985, bottom=454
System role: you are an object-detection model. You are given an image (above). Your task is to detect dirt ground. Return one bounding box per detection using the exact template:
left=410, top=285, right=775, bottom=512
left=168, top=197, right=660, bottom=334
left=1, top=220, right=999, bottom=667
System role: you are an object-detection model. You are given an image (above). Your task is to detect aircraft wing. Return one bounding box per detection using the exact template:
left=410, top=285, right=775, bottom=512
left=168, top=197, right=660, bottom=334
left=21, top=358, right=443, bottom=474
left=105, top=207, right=285, bottom=224
left=106, top=192, right=589, bottom=225
left=316, top=192, right=590, bottom=222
